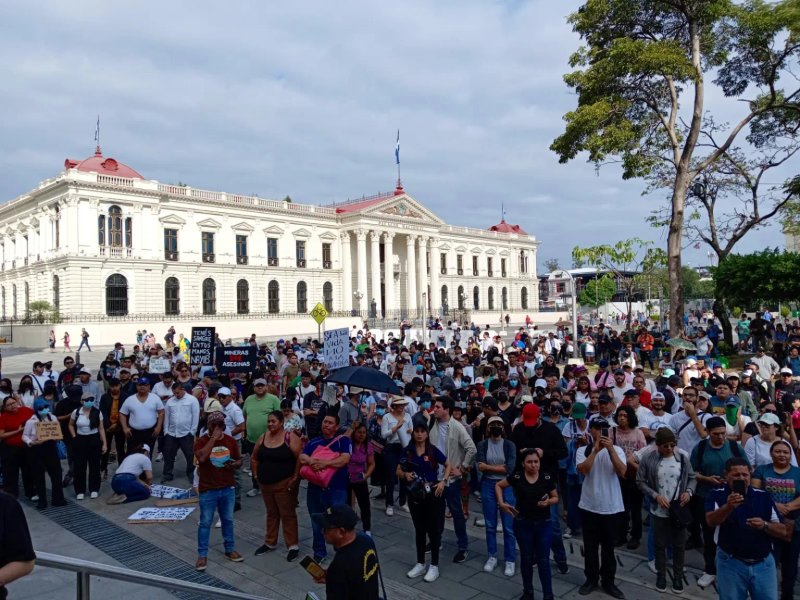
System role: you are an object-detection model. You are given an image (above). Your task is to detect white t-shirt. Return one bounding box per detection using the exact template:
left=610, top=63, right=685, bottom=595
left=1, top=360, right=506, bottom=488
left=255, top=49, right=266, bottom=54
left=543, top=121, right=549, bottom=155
left=119, top=394, right=163, bottom=429
left=152, top=382, right=174, bottom=402
left=116, top=452, right=153, bottom=477
left=669, top=410, right=711, bottom=455
left=223, top=402, right=245, bottom=441
left=654, top=455, right=682, bottom=517
left=611, top=384, right=634, bottom=404
left=72, top=408, right=103, bottom=436
left=745, top=435, right=799, bottom=468
left=577, top=445, right=626, bottom=514
left=635, top=406, right=654, bottom=429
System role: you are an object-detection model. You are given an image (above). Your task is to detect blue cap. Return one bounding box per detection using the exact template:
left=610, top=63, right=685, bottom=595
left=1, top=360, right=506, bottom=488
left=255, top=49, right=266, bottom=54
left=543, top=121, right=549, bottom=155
left=599, top=359, right=609, bottom=367
left=33, top=398, right=49, bottom=411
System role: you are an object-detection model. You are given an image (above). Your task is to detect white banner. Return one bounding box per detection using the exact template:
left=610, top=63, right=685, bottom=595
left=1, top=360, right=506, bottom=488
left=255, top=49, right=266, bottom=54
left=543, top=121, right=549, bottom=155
left=323, top=327, right=350, bottom=370
left=128, top=506, right=196, bottom=522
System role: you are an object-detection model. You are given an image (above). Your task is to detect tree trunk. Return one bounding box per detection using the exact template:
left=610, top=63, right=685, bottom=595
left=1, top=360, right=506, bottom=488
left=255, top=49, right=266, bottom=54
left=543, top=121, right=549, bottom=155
left=713, top=295, right=733, bottom=347
left=668, top=180, right=688, bottom=337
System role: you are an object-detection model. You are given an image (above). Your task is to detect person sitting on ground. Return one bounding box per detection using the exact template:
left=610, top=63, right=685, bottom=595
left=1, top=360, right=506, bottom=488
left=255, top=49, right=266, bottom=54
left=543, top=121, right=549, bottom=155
left=107, top=444, right=153, bottom=504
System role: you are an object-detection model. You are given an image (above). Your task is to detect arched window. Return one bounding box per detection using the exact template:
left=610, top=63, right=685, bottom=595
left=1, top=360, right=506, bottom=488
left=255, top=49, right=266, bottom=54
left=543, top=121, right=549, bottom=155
left=98, top=215, right=106, bottom=246
left=521, top=287, right=528, bottom=310
left=125, top=217, right=133, bottom=248
left=165, top=277, right=180, bottom=315
left=457, top=285, right=465, bottom=310
left=202, top=278, right=216, bottom=315
left=12, top=284, right=17, bottom=318
left=488, top=287, right=494, bottom=310
left=105, top=274, right=128, bottom=316
left=53, top=275, right=60, bottom=310
left=108, top=206, right=123, bottom=247
left=323, top=282, right=333, bottom=312
left=268, top=280, right=280, bottom=314
left=297, top=281, right=308, bottom=313
left=502, top=287, right=508, bottom=310
left=24, top=282, right=29, bottom=317
left=473, top=286, right=480, bottom=310
left=236, top=279, right=249, bottom=314
left=441, top=285, right=449, bottom=310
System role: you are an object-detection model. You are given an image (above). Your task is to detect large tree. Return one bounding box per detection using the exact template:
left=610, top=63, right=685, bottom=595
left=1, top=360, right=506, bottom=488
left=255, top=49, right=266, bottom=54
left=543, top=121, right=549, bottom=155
left=578, top=274, right=617, bottom=307
left=714, top=249, right=800, bottom=307
left=551, top=0, right=800, bottom=336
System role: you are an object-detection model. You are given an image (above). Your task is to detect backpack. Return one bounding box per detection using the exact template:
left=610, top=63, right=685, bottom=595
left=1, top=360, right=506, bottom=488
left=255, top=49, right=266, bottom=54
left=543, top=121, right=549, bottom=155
left=696, top=437, right=741, bottom=467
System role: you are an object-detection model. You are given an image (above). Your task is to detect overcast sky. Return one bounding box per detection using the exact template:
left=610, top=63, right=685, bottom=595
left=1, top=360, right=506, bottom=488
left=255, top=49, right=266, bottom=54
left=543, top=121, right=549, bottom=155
left=0, top=0, right=788, bottom=269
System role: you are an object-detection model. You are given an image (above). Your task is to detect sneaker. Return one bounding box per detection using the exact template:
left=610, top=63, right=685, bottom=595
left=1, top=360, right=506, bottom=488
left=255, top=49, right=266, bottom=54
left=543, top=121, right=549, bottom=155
left=424, top=565, right=439, bottom=582
left=195, top=557, right=207, bottom=571
left=76, top=494, right=84, bottom=500
left=31, top=495, right=40, bottom=502
left=483, top=557, right=498, bottom=572
left=225, top=551, right=244, bottom=562
left=578, top=580, right=598, bottom=595
left=385, top=506, right=394, bottom=516
left=453, top=550, right=468, bottom=563
left=626, top=538, right=640, bottom=550
left=647, top=560, right=657, bottom=574
left=107, top=493, right=127, bottom=505
left=215, top=518, right=222, bottom=528
left=407, top=563, right=427, bottom=578
left=246, top=488, right=260, bottom=497
left=90, top=492, right=99, bottom=499
left=562, top=528, right=573, bottom=539
left=474, top=518, right=486, bottom=527
left=697, top=573, right=716, bottom=588
left=287, top=549, right=300, bottom=562
left=602, top=584, right=625, bottom=599
left=365, top=531, right=372, bottom=538
left=155, top=452, right=163, bottom=462
left=655, top=576, right=667, bottom=592
left=472, top=490, right=480, bottom=498
left=672, top=580, right=684, bottom=594
left=254, top=544, right=275, bottom=556
left=557, top=562, right=570, bottom=574
left=504, top=561, right=515, bottom=577
left=401, top=504, right=410, bottom=513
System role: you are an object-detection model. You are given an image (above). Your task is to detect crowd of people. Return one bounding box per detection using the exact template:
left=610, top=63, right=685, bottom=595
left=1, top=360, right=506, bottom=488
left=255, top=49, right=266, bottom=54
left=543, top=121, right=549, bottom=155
left=1, top=316, right=800, bottom=600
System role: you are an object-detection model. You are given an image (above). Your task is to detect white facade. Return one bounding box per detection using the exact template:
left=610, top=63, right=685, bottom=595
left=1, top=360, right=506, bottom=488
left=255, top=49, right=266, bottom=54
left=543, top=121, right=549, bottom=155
left=0, top=150, right=539, bottom=323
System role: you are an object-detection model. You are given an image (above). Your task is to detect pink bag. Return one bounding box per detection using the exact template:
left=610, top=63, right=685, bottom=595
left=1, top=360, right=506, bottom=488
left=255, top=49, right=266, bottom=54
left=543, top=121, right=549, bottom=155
left=300, top=435, right=344, bottom=488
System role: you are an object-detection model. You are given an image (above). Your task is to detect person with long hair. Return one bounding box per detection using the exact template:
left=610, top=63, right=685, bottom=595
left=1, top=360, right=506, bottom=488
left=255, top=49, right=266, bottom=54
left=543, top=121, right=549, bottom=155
left=496, top=448, right=559, bottom=600
left=612, top=404, right=646, bottom=549
left=399, top=423, right=451, bottom=583
left=0, top=396, right=35, bottom=499
left=348, top=422, right=375, bottom=537
left=22, top=398, right=66, bottom=509
left=68, top=394, right=107, bottom=499
left=252, top=410, right=302, bottom=562
left=16, top=376, right=36, bottom=410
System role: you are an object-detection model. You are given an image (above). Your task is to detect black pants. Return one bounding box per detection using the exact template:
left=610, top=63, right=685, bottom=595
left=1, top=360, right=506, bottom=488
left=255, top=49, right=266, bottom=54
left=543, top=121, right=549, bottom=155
left=101, top=427, right=127, bottom=472
left=72, top=434, right=102, bottom=495
left=30, top=441, right=65, bottom=506
left=349, top=480, right=372, bottom=531
left=690, top=494, right=716, bottom=574
left=581, top=509, right=619, bottom=587
left=618, top=478, right=643, bottom=542
left=409, top=493, right=445, bottom=566
left=1, top=444, right=34, bottom=498
left=162, top=434, right=195, bottom=480
left=128, top=427, right=155, bottom=457
left=383, top=443, right=406, bottom=507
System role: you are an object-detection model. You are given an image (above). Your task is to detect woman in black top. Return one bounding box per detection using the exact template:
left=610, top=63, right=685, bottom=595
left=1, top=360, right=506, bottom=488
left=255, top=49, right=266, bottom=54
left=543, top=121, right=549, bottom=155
left=496, top=449, right=558, bottom=600
left=251, top=410, right=302, bottom=562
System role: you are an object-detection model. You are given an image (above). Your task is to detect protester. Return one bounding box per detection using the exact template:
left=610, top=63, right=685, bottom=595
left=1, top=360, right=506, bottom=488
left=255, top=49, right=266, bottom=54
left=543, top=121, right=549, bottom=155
left=348, top=422, right=375, bottom=537
left=119, top=376, right=164, bottom=455
left=745, top=412, right=799, bottom=468
left=161, top=381, right=200, bottom=483
left=107, top=443, right=153, bottom=504
left=68, top=393, right=107, bottom=500
left=611, top=405, right=646, bottom=549
left=381, top=395, right=412, bottom=515
left=99, top=378, right=126, bottom=478
left=0, top=397, right=35, bottom=499
left=21, top=398, right=66, bottom=509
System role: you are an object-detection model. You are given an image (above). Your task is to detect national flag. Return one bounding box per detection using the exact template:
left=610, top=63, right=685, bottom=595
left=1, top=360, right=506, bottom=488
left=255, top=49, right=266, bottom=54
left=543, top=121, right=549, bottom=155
left=94, top=116, right=100, bottom=144
left=395, top=129, right=400, bottom=165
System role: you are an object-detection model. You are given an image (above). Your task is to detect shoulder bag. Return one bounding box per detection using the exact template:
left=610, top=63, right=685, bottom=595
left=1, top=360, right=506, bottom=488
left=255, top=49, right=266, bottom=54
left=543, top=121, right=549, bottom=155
left=668, top=455, right=693, bottom=529
left=299, top=435, right=345, bottom=488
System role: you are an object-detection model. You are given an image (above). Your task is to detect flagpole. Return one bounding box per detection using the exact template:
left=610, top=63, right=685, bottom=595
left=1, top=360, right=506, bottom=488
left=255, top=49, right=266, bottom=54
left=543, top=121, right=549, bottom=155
left=395, top=129, right=402, bottom=191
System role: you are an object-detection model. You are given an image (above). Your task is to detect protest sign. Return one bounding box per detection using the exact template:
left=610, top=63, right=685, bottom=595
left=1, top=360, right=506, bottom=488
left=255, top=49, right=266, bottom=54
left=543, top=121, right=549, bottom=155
left=323, top=327, right=350, bottom=370
left=148, top=357, right=172, bottom=374
left=149, top=484, right=193, bottom=500
left=128, top=506, right=196, bottom=523
left=36, top=420, right=63, bottom=441
left=215, top=346, right=257, bottom=374
left=190, top=327, right=215, bottom=366
left=402, top=363, right=417, bottom=383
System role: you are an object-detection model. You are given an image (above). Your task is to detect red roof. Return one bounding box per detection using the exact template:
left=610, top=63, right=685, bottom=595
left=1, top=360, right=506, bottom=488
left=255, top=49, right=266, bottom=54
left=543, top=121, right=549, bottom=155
left=335, top=196, right=387, bottom=214
left=64, top=148, right=144, bottom=179
left=489, top=219, right=527, bottom=235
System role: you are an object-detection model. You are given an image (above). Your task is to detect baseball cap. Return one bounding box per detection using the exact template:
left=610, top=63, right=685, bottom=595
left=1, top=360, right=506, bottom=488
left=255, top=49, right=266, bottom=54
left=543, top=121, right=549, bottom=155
left=571, top=403, right=587, bottom=418
left=487, top=416, right=505, bottom=427
left=589, top=418, right=609, bottom=430
left=141, top=444, right=151, bottom=453
left=217, top=387, right=231, bottom=396
left=742, top=369, right=753, bottom=377
left=80, top=367, right=92, bottom=375
left=613, top=369, right=624, bottom=376
left=253, top=378, right=267, bottom=386
left=662, top=369, right=675, bottom=378
left=598, top=359, right=609, bottom=367
left=725, top=397, right=739, bottom=406
left=311, top=504, right=359, bottom=530
left=758, top=413, right=781, bottom=426
left=781, top=368, right=793, bottom=375
left=727, top=372, right=740, bottom=379
left=651, top=392, right=665, bottom=401
left=522, top=403, right=541, bottom=426
left=534, top=378, right=547, bottom=388
left=133, top=376, right=150, bottom=385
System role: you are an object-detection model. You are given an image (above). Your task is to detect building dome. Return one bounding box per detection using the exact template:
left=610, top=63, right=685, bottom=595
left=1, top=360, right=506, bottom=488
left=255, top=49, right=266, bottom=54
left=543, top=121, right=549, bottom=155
left=64, top=149, right=144, bottom=179
left=488, top=219, right=527, bottom=235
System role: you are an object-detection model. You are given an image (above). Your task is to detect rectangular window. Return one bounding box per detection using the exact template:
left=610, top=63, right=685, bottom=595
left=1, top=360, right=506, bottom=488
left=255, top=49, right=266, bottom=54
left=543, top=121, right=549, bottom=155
left=457, top=254, right=463, bottom=275
left=236, top=234, right=248, bottom=264
left=296, top=240, right=306, bottom=267
left=501, top=258, right=507, bottom=277
left=322, top=243, right=332, bottom=269
left=487, top=257, right=493, bottom=277
left=440, top=253, right=447, bottom=275
left=164, top=229, right=178, bottom=260
left=472, top=255, right=479, bottom=276
left=267, top=237, right=278, bottom=266
left=202, top=231, right=215, bottom=262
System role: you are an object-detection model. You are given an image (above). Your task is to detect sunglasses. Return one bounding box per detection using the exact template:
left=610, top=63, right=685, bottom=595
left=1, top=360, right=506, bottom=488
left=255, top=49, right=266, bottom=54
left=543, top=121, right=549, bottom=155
left=659, top=442, right=677, bottom=448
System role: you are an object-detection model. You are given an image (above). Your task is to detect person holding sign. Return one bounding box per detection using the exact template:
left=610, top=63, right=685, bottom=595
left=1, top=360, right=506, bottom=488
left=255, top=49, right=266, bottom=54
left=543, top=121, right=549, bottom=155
left=22, top=398, right=66, bottom=509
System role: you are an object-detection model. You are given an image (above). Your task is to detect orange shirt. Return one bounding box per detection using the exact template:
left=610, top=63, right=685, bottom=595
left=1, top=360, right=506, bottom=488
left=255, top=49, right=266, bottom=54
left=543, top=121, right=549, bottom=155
left=637, top=334, right=654, bottom=352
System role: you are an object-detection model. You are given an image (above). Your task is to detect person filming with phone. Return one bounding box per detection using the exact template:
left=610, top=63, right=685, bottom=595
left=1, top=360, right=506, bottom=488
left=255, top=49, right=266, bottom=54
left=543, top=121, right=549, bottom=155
left=705, top=457, right=788, bottom=600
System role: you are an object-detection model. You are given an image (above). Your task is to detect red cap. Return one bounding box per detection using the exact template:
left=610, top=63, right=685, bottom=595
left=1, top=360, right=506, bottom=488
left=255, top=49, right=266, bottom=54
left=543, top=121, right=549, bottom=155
left=522, top=403, right=541, bottom=427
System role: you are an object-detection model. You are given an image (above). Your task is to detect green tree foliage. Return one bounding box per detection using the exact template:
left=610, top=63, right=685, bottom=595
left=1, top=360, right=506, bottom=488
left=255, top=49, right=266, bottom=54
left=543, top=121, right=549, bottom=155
left=551, top=0, right=800, bottom=336
left=579, top=274, right=617, bottom=307
left=714, top=249, right=800, bottom=307
left=27, top=300, right=54, bottom=323
left=543, top=257, right=561, bottom=273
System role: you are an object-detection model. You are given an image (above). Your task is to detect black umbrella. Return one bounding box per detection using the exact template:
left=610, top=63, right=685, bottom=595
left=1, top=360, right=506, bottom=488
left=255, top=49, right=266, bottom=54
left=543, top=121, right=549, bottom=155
left=324, top=366, right=401, bottom=395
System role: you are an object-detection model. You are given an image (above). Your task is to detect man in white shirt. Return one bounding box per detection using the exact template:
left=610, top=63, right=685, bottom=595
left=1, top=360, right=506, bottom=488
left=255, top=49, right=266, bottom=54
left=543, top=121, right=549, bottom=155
left=610, top=370, right=634, bottom=404
left=668, top=387, right=710, bottom=455
left=152, top=372, right=175, bottom=404
left=119, top=377, right=164, bottom=457
left=161, top=382, right=200, bottom=483
left=218, top=387, right=245, bottom=510
left=576, top=418, right=627, bottom=599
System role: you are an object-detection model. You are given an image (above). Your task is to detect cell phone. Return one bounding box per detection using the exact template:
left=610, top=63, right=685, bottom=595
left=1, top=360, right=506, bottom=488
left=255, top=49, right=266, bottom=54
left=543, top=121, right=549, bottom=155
left=300, top=555, right=325, bottom=579
left=601, top=427, right=610, bottom=439
left=507, top=506, right=520, bottom=518
left=732, top=480, right=747, bottom=497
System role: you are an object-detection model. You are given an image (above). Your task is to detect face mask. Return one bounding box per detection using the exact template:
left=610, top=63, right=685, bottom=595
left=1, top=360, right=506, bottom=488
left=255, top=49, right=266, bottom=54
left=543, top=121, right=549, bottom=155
left=394, top=380, right=403, bottom=387
left=509, top=380, right=518, bottom=388
left=489, top=426, right=504, bottom=437
left=83, top=400, right=94, bottom=408
left=375, top=408, right=386, bottom=416
left=461, top=381, right=468, bottom=388
left=416, top=365, right=424, bottom=373
left=436, top=370, right=444, bottom=377
left=38, top=408, right=50, bottom=416
left=421, top=401, right=431, bottom=410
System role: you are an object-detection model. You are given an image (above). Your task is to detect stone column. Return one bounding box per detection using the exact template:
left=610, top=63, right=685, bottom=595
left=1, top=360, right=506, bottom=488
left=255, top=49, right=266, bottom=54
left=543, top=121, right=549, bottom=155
left=417, top=236, right=427, bottom=312
left=406, top=235, right=417, bottom=311
left=369, top=231, right=382, bottom=317
left=340, top=232, right=352, bottom=310
left=430, top=238, right=440, bottom=314
left=356, top=230, right=368, bottom=312
left=383, top=232, right=395, bottom=315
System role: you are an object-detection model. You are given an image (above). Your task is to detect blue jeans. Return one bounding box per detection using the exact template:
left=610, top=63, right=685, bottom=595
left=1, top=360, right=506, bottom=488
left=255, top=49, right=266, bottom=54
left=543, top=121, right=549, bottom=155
left=480, top=478, right=516, bottom=562
left=716, top=548, right=777, bottom=600
left=566, top=476, right=582, bottom=533
left=306, top=485, right=348, bottom=559
left=198, top=486, right=235, bottom=557
left=549, top=502, right=567, bottom=564
left=514, top=518, right=553, bottom=597
left=441, top=477, right=469, bottom=551
left=111, top=473, right=150, bottom=503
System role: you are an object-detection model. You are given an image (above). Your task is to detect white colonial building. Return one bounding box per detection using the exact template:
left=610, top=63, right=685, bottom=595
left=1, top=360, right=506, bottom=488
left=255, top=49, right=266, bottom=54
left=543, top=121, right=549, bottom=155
left=0, top=147, right=540, bottom=343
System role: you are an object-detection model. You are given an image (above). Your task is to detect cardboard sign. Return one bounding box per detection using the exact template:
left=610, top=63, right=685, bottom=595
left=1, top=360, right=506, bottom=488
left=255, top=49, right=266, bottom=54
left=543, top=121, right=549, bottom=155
left=322, top=384, right=338, bottom=406
left=128, top=506, right=196, bottom=523
left=148, top=357, right=172, bottom=374
left=402, top=363, right=418, bottom=383
left=36, top=420, right=63, bottom=441
left=323, top=328, right=350, bottom=371
left=215, top=346, right=257, bottom=373
left=189, top=327, right=215, bottom=366
left=149, top=484, right=193, bottom=500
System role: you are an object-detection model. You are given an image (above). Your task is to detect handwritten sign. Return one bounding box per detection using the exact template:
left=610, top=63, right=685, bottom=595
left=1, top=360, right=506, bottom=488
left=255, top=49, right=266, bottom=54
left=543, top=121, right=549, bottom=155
left=323, top=328, right=350, bottom=370
left=149, top=484, right=193, bottom=500
left=128, top=506, right=196, bottom=523
left=402, top=364, right=418, bottom=383
left=148, top=357, right=172, bottom=374
left=190, top=327, right=215, bottom=366
left=215, top=346, right=257, bottom=374
left=36, top=420, right=63, bottom=441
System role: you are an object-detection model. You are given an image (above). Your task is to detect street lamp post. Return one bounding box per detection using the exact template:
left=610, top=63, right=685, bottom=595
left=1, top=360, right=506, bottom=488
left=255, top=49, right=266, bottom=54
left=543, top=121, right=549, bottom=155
left=549, top=270, right=580, bottom=360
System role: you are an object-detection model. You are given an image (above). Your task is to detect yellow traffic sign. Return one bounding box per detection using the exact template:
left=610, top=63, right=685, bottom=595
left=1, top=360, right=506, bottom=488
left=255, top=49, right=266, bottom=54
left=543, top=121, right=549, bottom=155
left=311, top=303, right=328, bottom=325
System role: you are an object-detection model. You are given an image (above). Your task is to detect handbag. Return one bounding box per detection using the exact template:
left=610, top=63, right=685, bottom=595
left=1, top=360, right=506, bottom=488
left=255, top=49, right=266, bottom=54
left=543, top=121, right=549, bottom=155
left=56, top=440, right=68, bottom=460
left=299, top=435, right=344, bottom=488
left=667, top=456, right=692, bottom=529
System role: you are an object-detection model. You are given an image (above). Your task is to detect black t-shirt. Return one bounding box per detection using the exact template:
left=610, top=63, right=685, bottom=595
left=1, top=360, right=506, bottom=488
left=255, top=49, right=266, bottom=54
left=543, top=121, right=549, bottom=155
left=0, top=491, right=36, bottom=571
left=303, top=394, right=326, bottom=438
left=506, top=471, right=556, bottom=520
left=326, top=533, right=380, bottom=600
